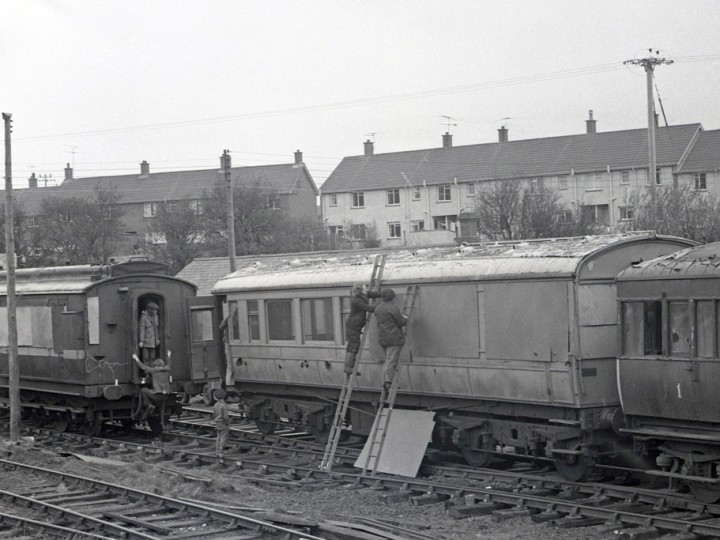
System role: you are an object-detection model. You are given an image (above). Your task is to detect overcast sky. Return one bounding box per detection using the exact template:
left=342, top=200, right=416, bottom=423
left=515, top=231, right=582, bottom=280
left=2, top=1, right=719, bottom=188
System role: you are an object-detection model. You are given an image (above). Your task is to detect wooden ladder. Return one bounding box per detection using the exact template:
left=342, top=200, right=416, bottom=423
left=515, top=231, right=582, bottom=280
left=319, top=254, right=387, bottom=471
left=360, top=284, right=418, bottom=477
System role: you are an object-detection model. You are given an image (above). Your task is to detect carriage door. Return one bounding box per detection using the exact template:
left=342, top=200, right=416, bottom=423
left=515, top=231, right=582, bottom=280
left=187, top=296, right=222, bottom=386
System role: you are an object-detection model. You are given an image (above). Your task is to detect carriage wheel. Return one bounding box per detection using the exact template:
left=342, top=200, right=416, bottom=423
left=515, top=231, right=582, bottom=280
left=255, top=410, right=279, bottom=435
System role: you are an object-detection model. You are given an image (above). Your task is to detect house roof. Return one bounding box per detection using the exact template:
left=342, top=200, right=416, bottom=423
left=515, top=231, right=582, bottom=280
left=7, top=162, right=318, bottom=214
left=321, top=124, right=703, bottom=193
left=677, top=129, right=720, bottom=174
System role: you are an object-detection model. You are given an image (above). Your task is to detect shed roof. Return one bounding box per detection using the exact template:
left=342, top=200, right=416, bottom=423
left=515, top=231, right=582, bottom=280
left=321, top=124, right=702, bottom=193
left=210, top=233, right=689, bottom=293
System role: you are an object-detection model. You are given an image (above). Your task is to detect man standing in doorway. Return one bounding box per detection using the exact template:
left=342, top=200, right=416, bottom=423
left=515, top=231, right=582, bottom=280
left=374, top=288, right=407, bottom=390
left=139, top=302, right=160, bottom=363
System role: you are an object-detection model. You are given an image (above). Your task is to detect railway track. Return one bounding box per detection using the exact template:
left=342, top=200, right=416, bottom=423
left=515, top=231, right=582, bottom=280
left=0, top=457, right=330, bottom=539
left=15, top=417, right=720, bottom=539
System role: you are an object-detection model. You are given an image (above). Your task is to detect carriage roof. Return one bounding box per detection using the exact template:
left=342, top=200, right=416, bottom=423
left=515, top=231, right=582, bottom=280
left=0, top=260, right=194, bottom=296
left=618, top=241, right=720, bottom=280
left=212, top=233, right=691, bottom=293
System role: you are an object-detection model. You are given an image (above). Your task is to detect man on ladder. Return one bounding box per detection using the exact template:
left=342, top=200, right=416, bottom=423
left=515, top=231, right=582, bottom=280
left=374, top=289, right=408, bottom=390
left=320, top=255, right=386, bottom=471
left=360, top=284, right=418, bottom=477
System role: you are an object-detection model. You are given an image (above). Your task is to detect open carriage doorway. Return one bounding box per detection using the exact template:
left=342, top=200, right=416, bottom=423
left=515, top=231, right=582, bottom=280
left=137, top=294, right=165, bottom=362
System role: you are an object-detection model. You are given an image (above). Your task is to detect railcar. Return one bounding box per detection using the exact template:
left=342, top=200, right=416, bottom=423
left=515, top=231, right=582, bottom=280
left=211, top=233, right=692, bottom=480
left=0, top=259, right=200, bottom=435
left=617, top=241, right=720, bottom=501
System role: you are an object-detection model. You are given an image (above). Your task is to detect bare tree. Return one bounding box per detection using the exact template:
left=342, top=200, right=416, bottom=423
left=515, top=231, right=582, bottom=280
left=31, top=184, right=123, bottom=265
left=474, top=180, right=588, bottom=240
left=628, top=185, right=720, bottom=243
left=146, top=201, right=208, bottom=274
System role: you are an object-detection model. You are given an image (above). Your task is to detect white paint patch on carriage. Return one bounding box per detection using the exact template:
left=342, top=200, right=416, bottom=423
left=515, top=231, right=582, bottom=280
left=677, top=383, right=682, bottom=399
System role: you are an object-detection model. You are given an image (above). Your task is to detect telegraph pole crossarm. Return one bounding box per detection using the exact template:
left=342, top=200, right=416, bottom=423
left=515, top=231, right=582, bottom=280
left=624, top=50, right=673, bottom=187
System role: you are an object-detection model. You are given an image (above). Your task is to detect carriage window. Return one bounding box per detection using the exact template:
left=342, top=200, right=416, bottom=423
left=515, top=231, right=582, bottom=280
left=266, top=300, right=294, bottom=341
left=246, top=300, right=259, bottom=341
left=696, top=301, right=714, bottom=358
left=302, top=298, right=334, bottom=342
left=191, top=309, right=214, bottom=342
left=622, top=301, right=662, bottom=356
left=669, top=302, right=690, bottom=357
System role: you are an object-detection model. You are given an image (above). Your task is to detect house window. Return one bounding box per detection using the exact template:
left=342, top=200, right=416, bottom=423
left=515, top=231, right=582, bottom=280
left=167, top=201, right=178, bottom=213
left=586, top=173, right=602, bottom=191
left=412, top=187, right=422, bottom=201
left=266, top=196, right=280, bottom=210
left=329, top=194, right=337, bottom=207
left=694, top=173, right=707, bottom=191
left=143, top=202, right=157, bottom=218
left=556, top=210, right=573, bottom=223
left=621, top=170, right=630, bottom=185
left=246, top=300, right=259, bottom=341
left=329, top=225, right=344, bottom=238
left=467, top=184, right=476, bottom=197
left=350, top=223, right=366, bottom=239
left=26, top=216, right=38, bottom=228
left=581, top=204, right=609, bottom=225
left=190, top=200, right=203, bottom=215
left=302, top=298, right=334, bottom=342
left=437, top=185, right=452, bottom=202
left=388, top=222, right=402, bottom=238
left=386, top=188, right=400, bottom=205
left=619, top=206, right=635, bottom=221
left=411, top=220, right=425, bottom=231
left=558, top=175, right=568, bottom=190
left=352, top=192, right=365, bottom=208
left=190, top=309, right=214, bottom=342
left=530, top=177, right=545, bottom=190
left=433, top=215, right=457, bottom=231
left=266, top=299, right=294, bottom=341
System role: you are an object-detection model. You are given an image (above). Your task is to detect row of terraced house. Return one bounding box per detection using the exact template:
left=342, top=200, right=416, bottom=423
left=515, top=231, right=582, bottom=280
left=8, top=111, right=720, bottom=254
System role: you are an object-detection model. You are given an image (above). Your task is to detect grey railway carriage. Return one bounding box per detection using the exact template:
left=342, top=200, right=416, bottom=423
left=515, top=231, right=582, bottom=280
left=211, top=232, right=692, bottom=481
left=0, top=259, right=197, bottom=435
left=617, top=242, right=720, bottom=502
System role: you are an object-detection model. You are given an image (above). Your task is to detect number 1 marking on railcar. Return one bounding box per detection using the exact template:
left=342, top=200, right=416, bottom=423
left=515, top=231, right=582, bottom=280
left=677, top=383, right=682, bottom=399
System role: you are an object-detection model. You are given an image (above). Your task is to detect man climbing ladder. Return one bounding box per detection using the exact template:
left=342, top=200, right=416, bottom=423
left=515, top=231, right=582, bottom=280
left=320, top=254, right=386, bottom=471
left=360, top=284, right=418, bottom=477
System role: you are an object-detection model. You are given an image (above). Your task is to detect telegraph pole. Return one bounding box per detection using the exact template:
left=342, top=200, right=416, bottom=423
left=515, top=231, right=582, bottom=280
left=222, top=150, right=237, bottom=273
left=624, top=50, right=673, bottom=186
left=2, top=113, right=19, bottom=442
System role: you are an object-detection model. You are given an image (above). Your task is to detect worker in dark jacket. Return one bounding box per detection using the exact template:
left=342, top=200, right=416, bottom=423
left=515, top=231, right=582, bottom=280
left=132, top=351, right=172, bottom=419
left=373, top=288, right=407, bottom=389
left=344, top=282, right=381, bottom=374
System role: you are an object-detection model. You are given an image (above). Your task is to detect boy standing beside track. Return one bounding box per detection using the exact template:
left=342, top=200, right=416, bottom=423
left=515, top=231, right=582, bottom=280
left=214, top=389, right=230, bottom=458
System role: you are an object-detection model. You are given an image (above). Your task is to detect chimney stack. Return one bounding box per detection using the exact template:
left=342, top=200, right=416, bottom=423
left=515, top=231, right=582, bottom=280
left=64, top=163, right=73, bottom=182
left=294, top=149, right=303, bottom=165
left=442, top=132, right=453, bottom=148
left=498, top=126, right=508, bottom=142
left=140, top=160, right=150, bottom=176
left=364, top=139, right=374, bottom=156
left=28, top=173, right=38, bottom=189
left=586, top=110, right=597, bottom=134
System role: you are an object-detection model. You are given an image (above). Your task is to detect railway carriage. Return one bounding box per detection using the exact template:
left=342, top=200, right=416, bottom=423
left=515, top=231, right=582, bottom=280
left=211, top=233, right=692, bottom=480
left=0, top=259, right=198, bottom=434
left=617, top=241, right=720, bottom=501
